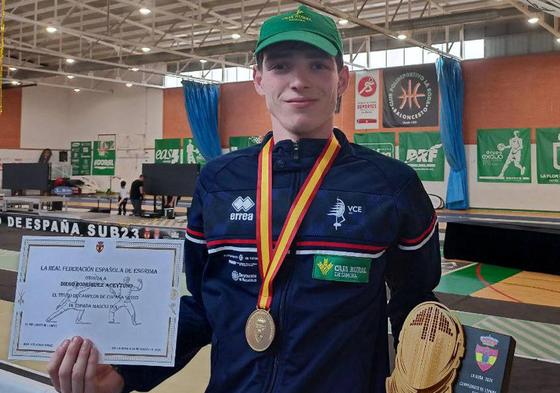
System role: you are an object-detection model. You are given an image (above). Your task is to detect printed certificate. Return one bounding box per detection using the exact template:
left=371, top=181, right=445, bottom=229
left=9, top=236, right=183, bottom=366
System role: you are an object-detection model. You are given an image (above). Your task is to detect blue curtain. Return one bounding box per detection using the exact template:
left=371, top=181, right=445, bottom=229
left=436, top=57, right=469, bottom=210
left=182, top=81, right=222, bottom=160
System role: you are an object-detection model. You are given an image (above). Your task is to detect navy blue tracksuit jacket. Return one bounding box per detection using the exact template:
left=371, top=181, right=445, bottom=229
left=118, top=129, right=441, bottom=393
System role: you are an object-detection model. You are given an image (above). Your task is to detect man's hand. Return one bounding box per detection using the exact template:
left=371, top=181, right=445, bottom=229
left=48, top=336, right=125, bottom=393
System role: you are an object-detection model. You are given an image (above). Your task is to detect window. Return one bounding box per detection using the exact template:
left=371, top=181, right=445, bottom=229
left=343, top=54, right=354, bottom=70
left=386, top=48, right=404, bottom=67
left=404, top=47, right=423, bottom=65
left=203, top=68, right=223, bottom=82
left=369, top=50, right=386, bottom=69
left=423, top=44, right=443, bottom=64
left=237, top=67, right=252, bottom=82
left=465, top=39, right=484, bottom=59
left=351, top=52, right=368, bottom=69
left=164, top=75, right=182, bottom=88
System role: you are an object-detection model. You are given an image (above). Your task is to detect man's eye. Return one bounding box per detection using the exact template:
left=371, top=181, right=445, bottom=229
left=271, top=63, right=287, bottom=70
left=312, top=62, right=329, bottom=70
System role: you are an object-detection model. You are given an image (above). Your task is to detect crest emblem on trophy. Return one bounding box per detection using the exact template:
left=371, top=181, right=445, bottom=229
left=475, top=335, right=499, bottom=372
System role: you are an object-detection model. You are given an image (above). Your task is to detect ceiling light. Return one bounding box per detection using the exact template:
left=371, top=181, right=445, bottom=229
left=65, top=58, right=76, bottom=64
left=9, top=67, right=17, bottom=71
left=141, top=47, right=151, bottom=53
left=139, top=7, right=151, bottom=15
left=46, top=26, right=58, bottom=33
left=528, top=17, right=539, bottom=24
left=73, top=88, right=81, bottom=93
left=397, top=33, right=407, bottom=40
left=231, top=33, right=241, bottom=40
left=557, top=37, right=560, bottom=43
left=338, top=19, right=348, bottom=26
left=67, top=75, right=75, bottom=79
left=126, top=83, right=133, bottom=87
left=11, top=80, right=21, bottom=86
left=130, top=67, right=139, bottom=72
left=199, top=59, right=207, bottom=63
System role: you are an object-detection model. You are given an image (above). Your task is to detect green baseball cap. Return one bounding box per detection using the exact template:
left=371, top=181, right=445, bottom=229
left=254, top=5, right=343, bottom=57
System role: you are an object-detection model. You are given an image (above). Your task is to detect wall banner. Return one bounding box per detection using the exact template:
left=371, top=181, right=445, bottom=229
left=155, top=138, right=181, bottom=164
left=71, top=141, right=92, bottom=176
left=399, top=131, right=444, bottom=181
left=383, top=64, right=439, bottom=128
left=229, top=136, right=262, bottom=151
left=92, top=141, right=116, bottom=176
left=355, top=70, right=380, bottom=130
left=183, top=138, right=206, bottom=165
left=536, top=128, right=560, bottom=184
left=354, top=132, right=396, bottom=158
left=477, top=128, right=531, bottom=183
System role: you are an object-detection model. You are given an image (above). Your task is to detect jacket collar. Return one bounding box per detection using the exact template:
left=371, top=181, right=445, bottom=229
left=259, top=128, right=351, bottom=157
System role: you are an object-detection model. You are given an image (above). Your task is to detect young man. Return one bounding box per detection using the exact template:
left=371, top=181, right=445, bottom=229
left=48, top=5, right=440, bottom=393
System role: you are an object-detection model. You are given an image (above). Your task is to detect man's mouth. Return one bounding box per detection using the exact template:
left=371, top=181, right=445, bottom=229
left=285, top=98, right=317, bottom=108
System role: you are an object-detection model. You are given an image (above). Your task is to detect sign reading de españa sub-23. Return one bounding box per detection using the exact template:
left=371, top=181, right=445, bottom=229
left=477, top=128, right=531, bottom=183
left=383, top=64, right=439, bottom=128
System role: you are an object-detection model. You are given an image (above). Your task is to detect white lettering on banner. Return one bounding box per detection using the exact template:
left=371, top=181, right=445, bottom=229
left=406, top=148, right=439, bottom=163
left=70, top=223, right=81, bottom=236
left=155, top=149, right=180, bottom=163
left=61, top=221, right=70, bottom=233
left=2, top=214, right=142, bottom=238
left=482, top=150, right=503, bottom=161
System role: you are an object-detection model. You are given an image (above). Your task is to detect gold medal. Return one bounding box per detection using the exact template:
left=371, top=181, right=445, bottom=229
left=245, top=308, right=276, bottom=352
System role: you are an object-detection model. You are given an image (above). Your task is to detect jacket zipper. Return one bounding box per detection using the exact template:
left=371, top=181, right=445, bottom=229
left=293, top=141, right=299, bottom=161
left=265, top=258, right=294, bottom=393
left=265, top=146, right=300, bottom=393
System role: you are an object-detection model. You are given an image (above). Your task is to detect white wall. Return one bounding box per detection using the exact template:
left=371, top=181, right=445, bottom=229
left=17, top=84, right=163, bottom=191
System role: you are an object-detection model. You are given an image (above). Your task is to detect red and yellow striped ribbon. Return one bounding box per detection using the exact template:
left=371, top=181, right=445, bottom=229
left=256, top=135, right=340, bottom=310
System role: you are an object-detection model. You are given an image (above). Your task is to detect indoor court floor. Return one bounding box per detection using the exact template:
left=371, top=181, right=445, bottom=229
left=0, top=209, right=559, bottom=392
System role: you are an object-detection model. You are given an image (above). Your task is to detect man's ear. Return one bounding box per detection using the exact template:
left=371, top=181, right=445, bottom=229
left=253, top=66, right=265, bottom=97
left=337, top=65, right=350, bottom=97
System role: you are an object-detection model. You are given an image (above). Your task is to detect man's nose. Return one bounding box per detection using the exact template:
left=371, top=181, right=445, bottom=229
left=289, top=67, right=311, bottom=90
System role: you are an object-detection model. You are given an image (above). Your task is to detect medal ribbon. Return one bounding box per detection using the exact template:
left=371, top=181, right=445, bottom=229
left=256, top=135, right=340, bottom=310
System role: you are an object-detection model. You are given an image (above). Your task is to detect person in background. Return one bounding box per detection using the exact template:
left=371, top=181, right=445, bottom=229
left=117, top=180, right=128, bottom=216
left=129, top=174, right=144, bottom=216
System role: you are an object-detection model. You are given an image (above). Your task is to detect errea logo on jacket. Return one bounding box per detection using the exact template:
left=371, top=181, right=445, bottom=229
left=231, top=196, right=255, bottom=221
